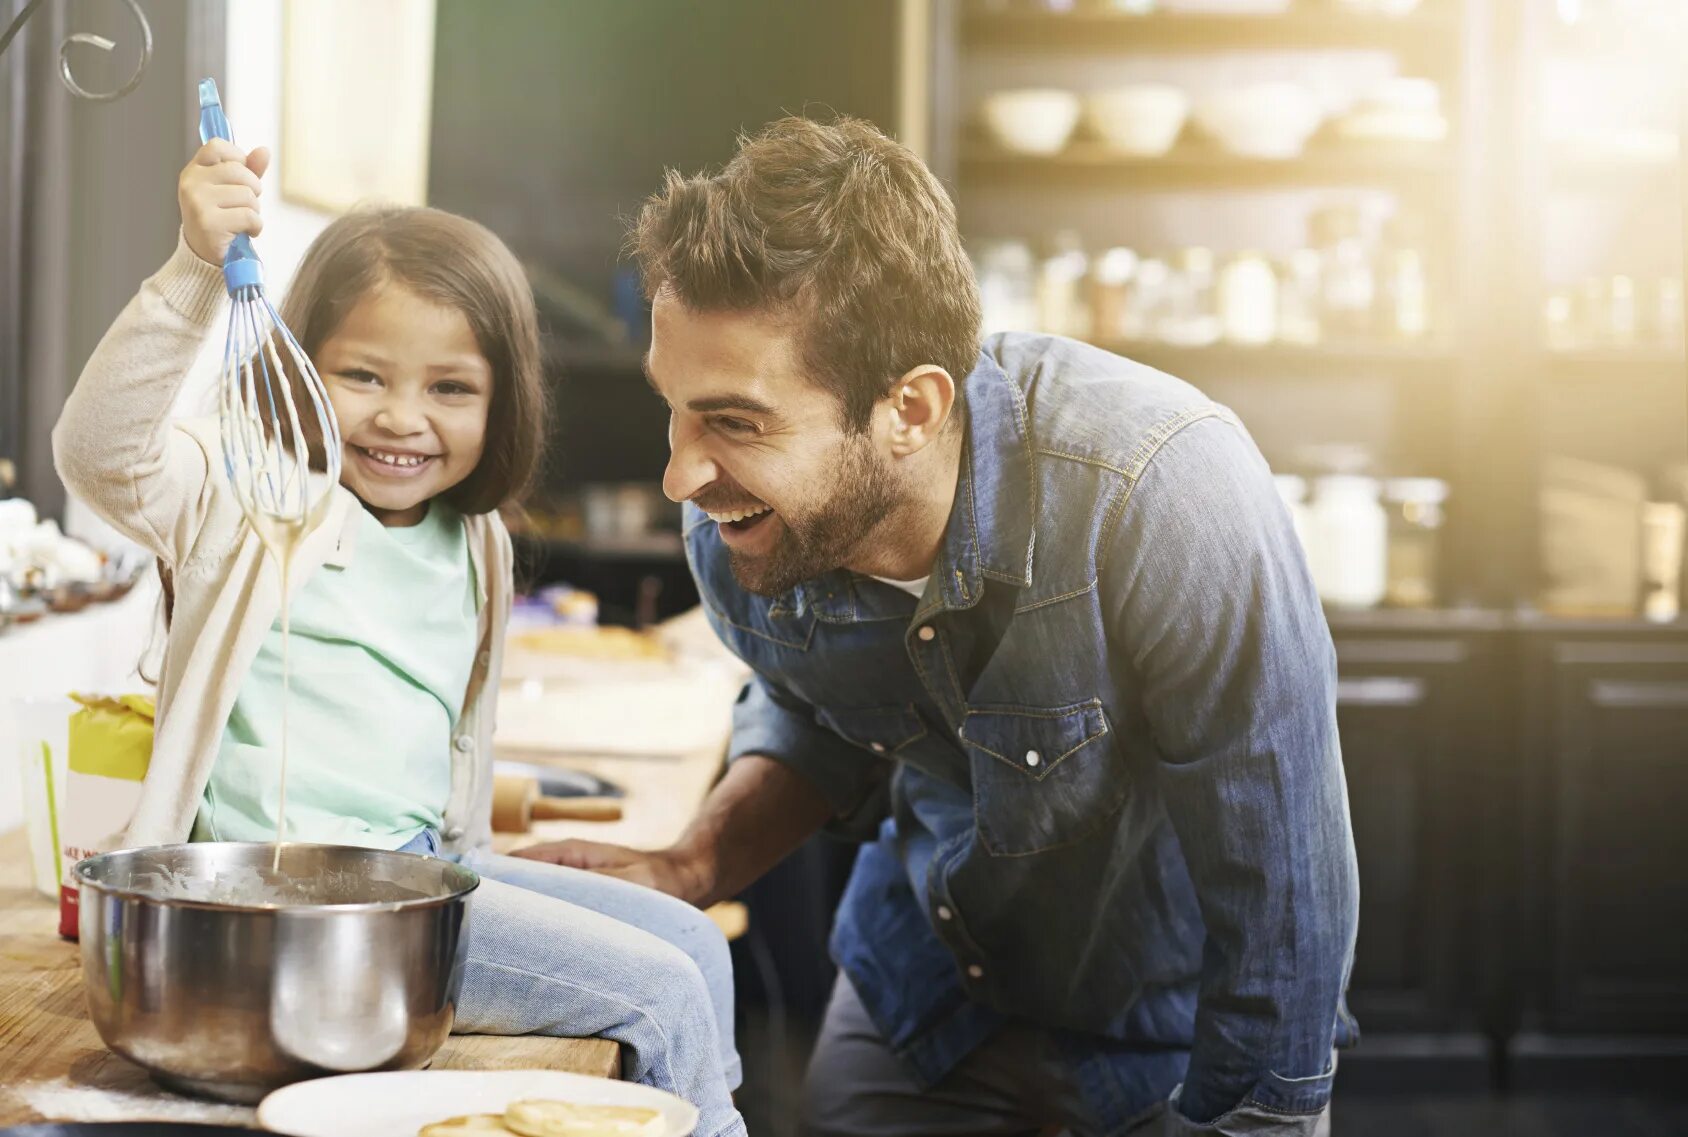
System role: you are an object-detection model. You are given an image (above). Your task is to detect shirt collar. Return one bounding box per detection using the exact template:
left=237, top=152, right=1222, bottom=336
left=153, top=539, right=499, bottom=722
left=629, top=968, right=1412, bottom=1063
left=918, top=350, right=1035, bottom=619
left=788, top=350, right=1037, bottom=623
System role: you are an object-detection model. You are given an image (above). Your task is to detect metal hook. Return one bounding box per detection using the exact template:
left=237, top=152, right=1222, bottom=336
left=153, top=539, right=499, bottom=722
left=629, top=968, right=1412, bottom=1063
left=0, top=0, right=154, bottom=103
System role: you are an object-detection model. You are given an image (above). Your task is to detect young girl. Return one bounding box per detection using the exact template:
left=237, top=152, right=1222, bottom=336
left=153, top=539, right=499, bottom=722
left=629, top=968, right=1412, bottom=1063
left=53, top=137, right=746, bottom=1137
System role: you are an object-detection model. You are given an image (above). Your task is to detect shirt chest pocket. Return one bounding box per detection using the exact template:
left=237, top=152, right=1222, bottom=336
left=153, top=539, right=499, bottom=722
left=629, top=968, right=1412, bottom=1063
left=959, top=699, right=1124, bottom=857
left=814, top=703, right=927, bottom=758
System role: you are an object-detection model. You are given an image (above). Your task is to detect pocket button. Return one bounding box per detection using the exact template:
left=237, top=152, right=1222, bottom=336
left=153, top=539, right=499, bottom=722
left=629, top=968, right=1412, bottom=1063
left=1025, top=749, right=1041, bottom=767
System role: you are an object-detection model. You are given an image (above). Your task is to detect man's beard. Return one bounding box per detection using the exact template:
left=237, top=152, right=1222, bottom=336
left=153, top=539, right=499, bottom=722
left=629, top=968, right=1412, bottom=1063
left=728, top=436, right=900, bottom=597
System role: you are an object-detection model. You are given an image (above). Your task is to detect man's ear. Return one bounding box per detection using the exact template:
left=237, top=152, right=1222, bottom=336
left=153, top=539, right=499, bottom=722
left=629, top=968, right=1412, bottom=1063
left=885, top=365, right=956, bottom=456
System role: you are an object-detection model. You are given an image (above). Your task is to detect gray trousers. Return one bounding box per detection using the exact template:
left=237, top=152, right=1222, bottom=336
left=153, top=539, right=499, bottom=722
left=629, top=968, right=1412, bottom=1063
left=800, top=974, right=1332, bottom=1137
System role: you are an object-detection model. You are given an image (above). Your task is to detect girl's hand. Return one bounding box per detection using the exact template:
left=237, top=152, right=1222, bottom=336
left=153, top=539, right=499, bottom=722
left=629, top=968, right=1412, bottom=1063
left=178, top=139, right=271, bottom=267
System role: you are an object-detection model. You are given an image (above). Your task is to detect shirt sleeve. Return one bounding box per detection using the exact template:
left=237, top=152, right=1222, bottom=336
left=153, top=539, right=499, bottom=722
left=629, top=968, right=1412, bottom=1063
left=1104, top=413, right=1359, bottom=1126
left=711, top=618, right=891, bottom=838
left=52, top=232, right=224, bottom=563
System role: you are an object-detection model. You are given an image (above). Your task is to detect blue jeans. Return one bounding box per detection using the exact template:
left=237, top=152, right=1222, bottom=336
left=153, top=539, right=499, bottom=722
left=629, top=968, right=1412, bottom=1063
left=400, top=829, right=744, bottom=1137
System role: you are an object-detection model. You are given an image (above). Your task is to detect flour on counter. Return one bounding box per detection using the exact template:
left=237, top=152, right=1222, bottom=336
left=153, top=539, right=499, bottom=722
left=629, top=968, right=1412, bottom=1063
left=13, top=1077, right=257, bottom=1126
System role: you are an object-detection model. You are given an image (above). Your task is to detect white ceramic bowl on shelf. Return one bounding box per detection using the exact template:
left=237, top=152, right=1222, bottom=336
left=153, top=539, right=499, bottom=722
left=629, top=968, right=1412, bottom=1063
left=1161, top=0, right=1294, bottom=12
left=1332, top=0, right=1423, bottom=15
left=1085, top=84, right=1190, bottom=157
left=1194, top=81, right=1324, bottom=160
left=980, top=88, right=1082, bottom=156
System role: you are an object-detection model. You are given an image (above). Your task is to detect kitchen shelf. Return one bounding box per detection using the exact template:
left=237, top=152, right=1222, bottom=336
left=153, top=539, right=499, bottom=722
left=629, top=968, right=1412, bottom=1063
left=1546, top=149, right=1681, bottom=193
left=1109, top=340, right=1457, bottom=378
left=1541, top=348, right=1688, bottom=381
left=1545, top=8, right=1687, bottom=64
left=1324, top=606, right=1511, bottom=635
left=1326, top=606, right=1688, bottom=637
left=962, top=138, right=1453, bottom=190
left=961, top=3, right=1459, bottom=58
left=1510, top=608, right=1688, bottom=636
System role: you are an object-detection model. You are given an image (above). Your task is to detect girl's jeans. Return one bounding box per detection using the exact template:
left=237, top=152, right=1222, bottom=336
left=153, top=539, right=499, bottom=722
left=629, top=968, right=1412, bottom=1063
left=400, top=829, right=745, bottom=1137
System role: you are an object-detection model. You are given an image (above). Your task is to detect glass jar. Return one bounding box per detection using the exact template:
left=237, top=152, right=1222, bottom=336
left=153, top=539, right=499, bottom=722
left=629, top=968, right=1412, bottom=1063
left=1036, top=231, right=1091, bottom=340
left=1090, top=247, right=1139, bottom=344
left=1641, top=501, right=1685, bottom=624
left=1653, top=277, right=1683, bottom=349
left=1576, top=276, right=1610, bottom=346
left=1376, top=213, right=1431, bottom=341
left=1310, top=475, right=1388, bottom=609
left=1608, top=274, right=1639, bottom=347
left=1310, top=205, right=1374, bottom=341
left=1382, top=477, right=1448, bottom=609
left=1219, top=251, right=1279, bottom=346
left=1543, top=289, right=1576, bottom=351
left=975, top=241, right=1038, bottom=336
left=1277, top=248, right=1323, bottom=346
left=1123, top=256, right=1169, bottom=344
left=1158, top=246, right=1221, bottom=347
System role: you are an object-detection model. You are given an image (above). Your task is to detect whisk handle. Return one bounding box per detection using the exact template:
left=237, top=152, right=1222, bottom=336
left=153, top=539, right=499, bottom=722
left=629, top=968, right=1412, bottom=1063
left=194, top=78, right=262, bottom=293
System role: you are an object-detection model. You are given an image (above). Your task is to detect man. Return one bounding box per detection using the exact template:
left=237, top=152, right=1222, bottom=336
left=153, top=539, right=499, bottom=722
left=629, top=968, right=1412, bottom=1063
left=519, top=116, right=1359, bottom=1136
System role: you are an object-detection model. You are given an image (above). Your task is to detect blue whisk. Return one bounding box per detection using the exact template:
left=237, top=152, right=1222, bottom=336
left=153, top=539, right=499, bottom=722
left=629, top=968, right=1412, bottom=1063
left=196, top=77, right=341, bottom=540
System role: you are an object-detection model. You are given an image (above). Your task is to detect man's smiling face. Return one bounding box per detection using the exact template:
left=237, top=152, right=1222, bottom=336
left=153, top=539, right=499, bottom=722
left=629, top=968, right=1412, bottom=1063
left=647, top=289, right=899, bottom=596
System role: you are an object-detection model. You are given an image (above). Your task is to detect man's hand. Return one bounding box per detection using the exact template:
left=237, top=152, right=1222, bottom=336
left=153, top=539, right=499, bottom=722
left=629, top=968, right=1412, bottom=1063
left=178, top=139, right=270, bottom=267
left=514, top=755, right=832, bottom=910
left=512, top=839, right=712, bottom=906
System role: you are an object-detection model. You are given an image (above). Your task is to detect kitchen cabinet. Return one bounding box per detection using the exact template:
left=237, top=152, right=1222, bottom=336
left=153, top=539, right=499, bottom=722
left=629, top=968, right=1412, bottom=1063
left=1327, top=615, right=1688, bottom=1088
left=1329, top=613, right=1508, bottom=1087
left=1509, top=621, right=1688, bottom=1085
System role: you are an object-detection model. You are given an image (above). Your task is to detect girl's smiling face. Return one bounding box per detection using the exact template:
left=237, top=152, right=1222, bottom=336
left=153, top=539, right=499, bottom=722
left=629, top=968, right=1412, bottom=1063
left=314, top=282, right=492, bottom=526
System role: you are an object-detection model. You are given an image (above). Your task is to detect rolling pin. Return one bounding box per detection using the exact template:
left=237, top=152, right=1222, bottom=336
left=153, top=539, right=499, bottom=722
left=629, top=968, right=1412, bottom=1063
left=491, top=773, right=623, bottom=832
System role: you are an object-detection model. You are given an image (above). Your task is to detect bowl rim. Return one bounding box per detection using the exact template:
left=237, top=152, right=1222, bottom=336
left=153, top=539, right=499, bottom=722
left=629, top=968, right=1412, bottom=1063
left=1087, top=83, right=1189, bottom=104
left=73, top=841, right=482, bottom=915
left=982, top=87, right=1082, bottom=109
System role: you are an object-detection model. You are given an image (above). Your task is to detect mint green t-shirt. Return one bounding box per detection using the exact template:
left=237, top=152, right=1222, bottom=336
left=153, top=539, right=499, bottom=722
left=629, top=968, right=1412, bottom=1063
left=194, top=503, right=478, bottom=850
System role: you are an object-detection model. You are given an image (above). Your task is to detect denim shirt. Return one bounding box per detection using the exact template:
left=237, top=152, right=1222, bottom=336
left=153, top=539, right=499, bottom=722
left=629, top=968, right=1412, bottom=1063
left=686, top=333, right=1360, bottom=1133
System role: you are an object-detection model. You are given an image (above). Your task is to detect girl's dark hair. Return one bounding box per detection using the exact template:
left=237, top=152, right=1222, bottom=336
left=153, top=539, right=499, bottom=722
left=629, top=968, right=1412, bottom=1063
left=278, top=206, right=547, bottom=513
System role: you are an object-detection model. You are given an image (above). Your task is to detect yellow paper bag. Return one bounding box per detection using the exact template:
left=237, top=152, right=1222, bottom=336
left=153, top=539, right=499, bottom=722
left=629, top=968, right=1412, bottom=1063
left=58, top=693, right=155, bottom=939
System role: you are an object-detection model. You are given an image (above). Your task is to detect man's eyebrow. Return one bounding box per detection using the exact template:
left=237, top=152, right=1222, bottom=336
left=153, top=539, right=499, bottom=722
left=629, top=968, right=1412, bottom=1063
left=687, top=394, right=779, bottom=417
left=643, top=353, right=780, bottom=417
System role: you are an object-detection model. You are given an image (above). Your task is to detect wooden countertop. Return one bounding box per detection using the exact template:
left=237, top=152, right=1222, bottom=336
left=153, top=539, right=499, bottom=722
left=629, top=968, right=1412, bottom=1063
left=0, top=828, right=618, bottom=1128
left=0, top=610, right=748, bottom=1125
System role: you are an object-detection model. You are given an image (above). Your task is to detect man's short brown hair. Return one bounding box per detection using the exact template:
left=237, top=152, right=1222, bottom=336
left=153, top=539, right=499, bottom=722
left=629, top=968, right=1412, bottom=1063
left=631, top=115, right=981, bottom=433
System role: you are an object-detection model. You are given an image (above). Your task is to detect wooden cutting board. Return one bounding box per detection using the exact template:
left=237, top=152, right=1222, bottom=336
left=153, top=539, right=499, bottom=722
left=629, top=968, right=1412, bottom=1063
left=0, top=828, right=618, bottom=1128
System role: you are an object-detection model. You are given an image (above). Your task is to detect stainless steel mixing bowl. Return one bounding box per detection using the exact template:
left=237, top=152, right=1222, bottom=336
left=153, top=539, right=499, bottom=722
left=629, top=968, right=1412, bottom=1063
left=74, top=842, right=479, bottom=1103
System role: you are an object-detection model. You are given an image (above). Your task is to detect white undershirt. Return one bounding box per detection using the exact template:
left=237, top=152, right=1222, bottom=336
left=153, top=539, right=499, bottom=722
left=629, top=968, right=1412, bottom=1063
left=870, top=574, right=929, bottom=598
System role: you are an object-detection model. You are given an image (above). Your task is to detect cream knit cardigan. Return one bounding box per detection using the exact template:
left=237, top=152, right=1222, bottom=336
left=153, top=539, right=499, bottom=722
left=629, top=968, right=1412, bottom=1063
left=52, top=235, right=511, bottom=854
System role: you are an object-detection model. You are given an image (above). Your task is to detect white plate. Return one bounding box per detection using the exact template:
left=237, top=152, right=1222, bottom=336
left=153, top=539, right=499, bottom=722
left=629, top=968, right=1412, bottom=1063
left=257, top=1069, right=699, bottom=1137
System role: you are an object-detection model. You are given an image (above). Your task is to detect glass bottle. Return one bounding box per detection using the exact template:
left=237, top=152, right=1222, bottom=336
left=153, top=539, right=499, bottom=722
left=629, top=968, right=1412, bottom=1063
left=1090, top=247, right=1139, bottom=345
left=1036, top=230, right=1091, bottom=340
left=1277, top=248, right=1323, bottom=346
left=1158, top=246, right=1221, bottom=347
left=1376, top=213, right=1431, bottom=341
left=1219, top=251, right=1279, bottom=346
left=1382, top=477, right=1448, bottom=609
left=1310, top=205, right=1374, bottom=342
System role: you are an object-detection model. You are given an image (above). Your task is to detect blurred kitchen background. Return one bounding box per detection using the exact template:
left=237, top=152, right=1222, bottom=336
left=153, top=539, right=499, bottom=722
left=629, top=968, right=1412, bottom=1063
left=2, top=1, right=1686, bottom=1133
